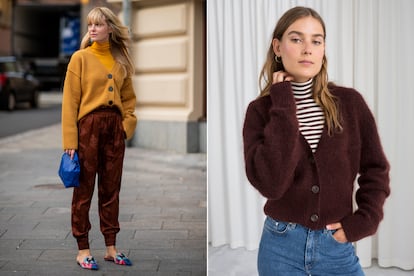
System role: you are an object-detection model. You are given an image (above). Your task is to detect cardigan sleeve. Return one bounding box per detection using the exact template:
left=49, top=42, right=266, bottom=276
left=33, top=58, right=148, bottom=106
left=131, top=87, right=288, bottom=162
left=243, top=82, right=302, bottom=200
left=120, top=77, right=137, bottom=140
left=340, top=92, right=390, bottom=242
left=61, top=53, right=82, bottom=150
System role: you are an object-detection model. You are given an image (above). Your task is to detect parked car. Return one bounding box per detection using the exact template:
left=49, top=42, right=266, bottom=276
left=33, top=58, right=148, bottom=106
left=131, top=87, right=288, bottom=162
left=0, top=56, right=40, bottom=111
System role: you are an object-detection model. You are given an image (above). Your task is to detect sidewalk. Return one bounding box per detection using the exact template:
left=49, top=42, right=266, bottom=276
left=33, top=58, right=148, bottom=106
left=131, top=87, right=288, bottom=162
left=0, top=122, right=206, bottom=275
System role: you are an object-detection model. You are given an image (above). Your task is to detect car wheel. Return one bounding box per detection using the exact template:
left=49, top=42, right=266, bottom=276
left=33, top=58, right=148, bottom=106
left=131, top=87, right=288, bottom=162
left=7, top=92, right=16, bottom=111
left=31, top=90, right=39, bottom=108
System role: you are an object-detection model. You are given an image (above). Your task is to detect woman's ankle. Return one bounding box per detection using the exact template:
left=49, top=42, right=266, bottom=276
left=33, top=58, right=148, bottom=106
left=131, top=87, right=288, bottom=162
left=106, top=245, right=117, bottom=256
left=77, top=249, right=91, bottom=259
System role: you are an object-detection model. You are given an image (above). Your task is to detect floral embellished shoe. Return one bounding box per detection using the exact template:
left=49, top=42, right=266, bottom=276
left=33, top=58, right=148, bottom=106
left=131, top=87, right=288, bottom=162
left=104, top=252, right=132, bottom=266
left=77, top=256, right=99, bottom=270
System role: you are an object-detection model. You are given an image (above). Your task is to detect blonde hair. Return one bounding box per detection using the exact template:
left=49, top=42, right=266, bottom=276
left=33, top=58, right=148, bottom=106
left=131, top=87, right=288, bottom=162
left=80, top=7, right=134, bottom=77
left=259, top=6, right=342, bottom=134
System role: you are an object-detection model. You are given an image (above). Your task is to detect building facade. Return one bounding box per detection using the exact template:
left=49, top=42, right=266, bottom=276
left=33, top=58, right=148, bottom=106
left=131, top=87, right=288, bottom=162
left=109, top=0, right=206, bottom=153
left=0, top=0, right=13, bottom=56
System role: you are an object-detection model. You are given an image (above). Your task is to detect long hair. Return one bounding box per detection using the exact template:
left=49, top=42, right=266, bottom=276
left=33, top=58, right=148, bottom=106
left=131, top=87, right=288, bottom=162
left=80, top=7, right=134, bottom=77
left=259, top=6, right=342, bottom=134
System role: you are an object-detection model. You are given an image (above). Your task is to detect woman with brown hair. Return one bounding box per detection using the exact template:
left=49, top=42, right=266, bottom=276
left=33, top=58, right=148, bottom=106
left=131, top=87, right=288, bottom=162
left=243, top=6, right=390, bottom=275
left=62, top=7, right=136, bottom=270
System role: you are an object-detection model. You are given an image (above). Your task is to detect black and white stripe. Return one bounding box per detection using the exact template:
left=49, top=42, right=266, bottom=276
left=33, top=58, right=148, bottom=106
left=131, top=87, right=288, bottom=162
left=292, top=79, right=325, bottom=152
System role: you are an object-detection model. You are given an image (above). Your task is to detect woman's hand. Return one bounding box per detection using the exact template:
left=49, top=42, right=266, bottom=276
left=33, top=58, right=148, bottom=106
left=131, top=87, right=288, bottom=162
left=64, top=149, right=76, bottom=160
left=272, top=71, right=295, bottom=84
left=326, top=222, right=348, bottom=243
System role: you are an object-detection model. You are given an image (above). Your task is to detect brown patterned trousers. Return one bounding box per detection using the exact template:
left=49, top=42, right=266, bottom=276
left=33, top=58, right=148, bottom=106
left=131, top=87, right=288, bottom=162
left=71, top=108, right=125, bottom=250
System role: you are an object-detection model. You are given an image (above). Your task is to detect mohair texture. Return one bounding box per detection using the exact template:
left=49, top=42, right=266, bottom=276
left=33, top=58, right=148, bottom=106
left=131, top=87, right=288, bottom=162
left=243, top=81, right=390, bottom=242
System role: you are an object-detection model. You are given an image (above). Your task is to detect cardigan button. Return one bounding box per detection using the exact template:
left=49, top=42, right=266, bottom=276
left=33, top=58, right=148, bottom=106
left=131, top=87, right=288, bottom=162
left=310, top=214, right=319, bottom=222
left=108, top=74, right=112, bottom=79
left=311, top=185, right=320, bottom=194
left=108, top=100, right=113, bottom=105
left=108, top=86, right=113, bottom=92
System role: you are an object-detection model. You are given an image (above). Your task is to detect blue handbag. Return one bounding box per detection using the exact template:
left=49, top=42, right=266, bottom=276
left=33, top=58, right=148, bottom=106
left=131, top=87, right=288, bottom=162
left=58, top=152, right=80, bottom=188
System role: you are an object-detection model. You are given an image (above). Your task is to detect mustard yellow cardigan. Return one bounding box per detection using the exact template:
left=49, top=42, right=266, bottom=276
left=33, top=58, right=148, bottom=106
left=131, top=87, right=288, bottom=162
left=61, top=44, right=137, bottom=150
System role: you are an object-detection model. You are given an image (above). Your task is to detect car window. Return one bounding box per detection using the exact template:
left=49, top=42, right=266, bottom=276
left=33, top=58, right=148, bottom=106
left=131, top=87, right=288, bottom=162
left=0, top=62, right=17, bottom=72
left=17, top=61, right=31, bottom=73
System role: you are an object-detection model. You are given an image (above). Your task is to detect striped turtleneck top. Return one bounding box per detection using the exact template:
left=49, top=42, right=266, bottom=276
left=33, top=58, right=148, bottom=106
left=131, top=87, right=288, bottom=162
left=291, top=79, right=325, bottom=152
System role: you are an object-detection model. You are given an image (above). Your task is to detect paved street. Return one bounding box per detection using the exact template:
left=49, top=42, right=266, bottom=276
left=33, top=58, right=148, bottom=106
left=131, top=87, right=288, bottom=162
left=0, top=122, right=206, bottom=275
left=0, top=92, right=62, bottom=138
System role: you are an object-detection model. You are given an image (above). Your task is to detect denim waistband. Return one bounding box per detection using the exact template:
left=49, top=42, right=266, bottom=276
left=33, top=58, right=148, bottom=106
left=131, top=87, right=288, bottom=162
left=265, top=216, right=334, bottom=235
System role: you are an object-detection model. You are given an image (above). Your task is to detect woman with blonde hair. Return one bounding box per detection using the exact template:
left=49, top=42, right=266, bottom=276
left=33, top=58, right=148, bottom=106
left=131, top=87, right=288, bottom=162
left=243, top=6, right=390, bottom=275
left=62, top=6, right=136, bottom=270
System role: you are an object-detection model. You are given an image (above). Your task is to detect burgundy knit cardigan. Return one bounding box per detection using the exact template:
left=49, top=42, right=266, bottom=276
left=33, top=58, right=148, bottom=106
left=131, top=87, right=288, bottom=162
left=243, top=81, right=390, bottom=242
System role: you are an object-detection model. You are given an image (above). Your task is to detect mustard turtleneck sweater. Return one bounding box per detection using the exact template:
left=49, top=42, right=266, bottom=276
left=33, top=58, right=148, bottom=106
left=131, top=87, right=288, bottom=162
left=61, top=42, right=137, bottom=150
left=89, top=41, right=115, bottom=71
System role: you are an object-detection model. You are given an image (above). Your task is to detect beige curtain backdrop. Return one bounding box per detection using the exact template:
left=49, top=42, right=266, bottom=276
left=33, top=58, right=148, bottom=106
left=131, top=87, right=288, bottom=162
left=208, top=0, right=414, bottom=270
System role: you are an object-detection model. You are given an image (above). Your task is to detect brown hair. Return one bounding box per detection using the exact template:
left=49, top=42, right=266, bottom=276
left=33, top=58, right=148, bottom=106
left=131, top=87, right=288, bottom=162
left=80, top=7, right=134, bottom=77
left=259, top=6, right=342, bottom=134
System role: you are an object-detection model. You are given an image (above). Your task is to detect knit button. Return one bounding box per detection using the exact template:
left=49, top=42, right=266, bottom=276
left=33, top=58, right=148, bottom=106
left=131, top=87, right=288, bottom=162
left=108, top=86, right=113, bottom=92
left=311, top=185, right=320, bottom=194
left=108, top=74, right=112, bottom=79
left=310, top=214, right=319, bottom=222
left=108, top=100, right=113, bottom=105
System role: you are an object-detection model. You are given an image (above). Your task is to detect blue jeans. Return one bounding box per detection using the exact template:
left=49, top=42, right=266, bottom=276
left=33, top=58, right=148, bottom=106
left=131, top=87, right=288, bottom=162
left=258, top=216, right=365, bottom=276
